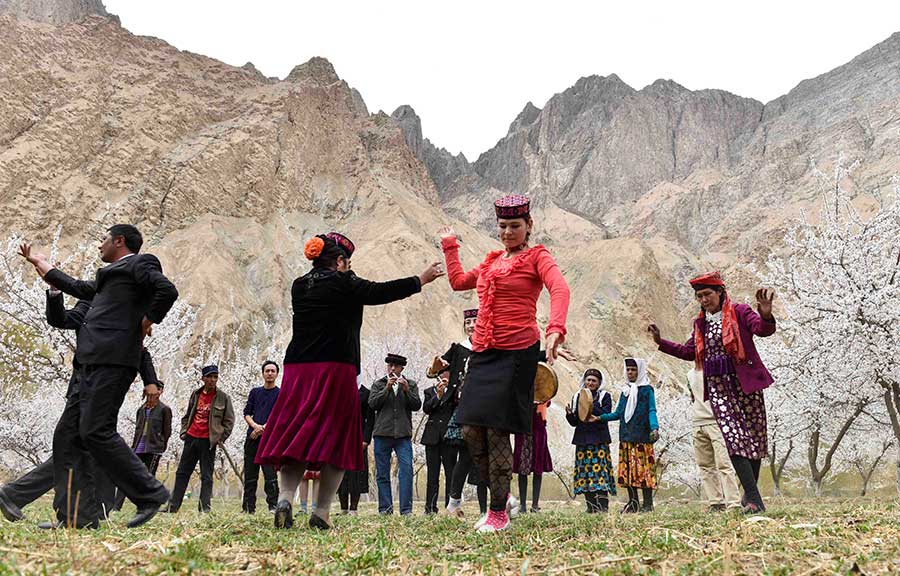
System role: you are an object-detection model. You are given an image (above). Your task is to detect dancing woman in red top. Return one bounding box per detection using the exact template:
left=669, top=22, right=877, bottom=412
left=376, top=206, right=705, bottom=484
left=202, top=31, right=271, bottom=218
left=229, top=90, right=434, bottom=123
left=438, top=194, right=570, bottom=532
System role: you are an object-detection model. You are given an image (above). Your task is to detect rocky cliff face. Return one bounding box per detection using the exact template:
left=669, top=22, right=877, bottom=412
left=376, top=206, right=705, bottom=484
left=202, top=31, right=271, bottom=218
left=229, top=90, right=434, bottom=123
left=419, top=34, right=900, bottom=260
left=0, top=0, right=114, bottom=24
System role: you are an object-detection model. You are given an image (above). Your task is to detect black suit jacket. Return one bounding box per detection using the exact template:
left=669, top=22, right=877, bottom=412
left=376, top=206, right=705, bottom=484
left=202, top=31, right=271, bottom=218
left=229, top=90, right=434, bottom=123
left=45, top=291, right=159, bottom=395
left=420, top=385, right=455, bottom=446
left=44, top=253, right=178, bottom=368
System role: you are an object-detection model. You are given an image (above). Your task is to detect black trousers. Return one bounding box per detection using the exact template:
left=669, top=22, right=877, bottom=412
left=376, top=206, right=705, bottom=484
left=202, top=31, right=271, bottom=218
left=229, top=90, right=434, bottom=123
left=113, top=453, right=162, bottom=511
left=169, top=436, right=216, bottom=512
left=53, top=366, right=168, bottom=525
left=242, top=436, right=278, bottom=513
left=424, top=442, right=458, bottom=513
left=6, top=454, right=118, bottom=524
left=3, top=457, right=55, bottom=510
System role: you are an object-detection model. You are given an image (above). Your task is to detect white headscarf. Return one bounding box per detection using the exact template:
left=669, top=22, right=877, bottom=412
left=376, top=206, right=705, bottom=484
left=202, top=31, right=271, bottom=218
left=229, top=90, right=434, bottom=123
left=622, top=357, right=651, bottom=423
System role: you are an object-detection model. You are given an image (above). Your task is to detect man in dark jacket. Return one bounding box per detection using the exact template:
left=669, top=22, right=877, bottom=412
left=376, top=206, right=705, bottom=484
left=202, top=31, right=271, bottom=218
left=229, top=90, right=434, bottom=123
left=21, top=224, right=179, bottom=528
left=112, top=380, right=172, bottom=511
left=369, top=353, right=421, bottom=515
left=166, top=365, right=235, bottom=513
left=421, top=369, right=458, bottom=514
left=0, top=288, right=157, bottom=527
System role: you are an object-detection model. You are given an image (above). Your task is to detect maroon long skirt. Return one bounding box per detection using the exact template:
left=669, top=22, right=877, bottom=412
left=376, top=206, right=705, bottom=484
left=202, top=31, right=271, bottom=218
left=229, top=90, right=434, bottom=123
left=513, top=409, right=553, bottom=475
left=255, top=362, right=363, bottom=471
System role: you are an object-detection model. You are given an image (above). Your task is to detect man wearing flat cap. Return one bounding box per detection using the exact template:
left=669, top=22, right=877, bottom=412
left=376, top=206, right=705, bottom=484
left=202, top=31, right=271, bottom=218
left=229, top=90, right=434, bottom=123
left=166, top=365, right=235, bottom=513
left=369, top=353, right=421, bottom=515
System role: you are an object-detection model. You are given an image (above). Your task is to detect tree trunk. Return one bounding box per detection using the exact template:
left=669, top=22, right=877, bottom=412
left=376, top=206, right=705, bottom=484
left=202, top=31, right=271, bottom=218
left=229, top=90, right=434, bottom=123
left=770, top=439, right=793, bottom=497
left=807, top=402, right=867, bottom=494
left=878, top=382, right=900, bottom=496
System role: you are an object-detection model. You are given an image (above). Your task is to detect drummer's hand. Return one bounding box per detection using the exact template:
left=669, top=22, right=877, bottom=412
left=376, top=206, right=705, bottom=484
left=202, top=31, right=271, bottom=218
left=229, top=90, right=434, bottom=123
left=649, top=429, right=660, bottom=443
left=557, top=346, right=576, bottom=362
left=545, top=333, right=563, bottom=365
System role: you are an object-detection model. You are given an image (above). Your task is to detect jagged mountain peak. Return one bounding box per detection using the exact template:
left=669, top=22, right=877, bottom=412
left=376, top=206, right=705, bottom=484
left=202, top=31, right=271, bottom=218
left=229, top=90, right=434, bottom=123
left=508, top=101, right=542, bottom=133
left=0, top=0, right=115, bottom=24
left=391, top=105, right=425, bottom=162
left=285, top=56, right=340, bottom=85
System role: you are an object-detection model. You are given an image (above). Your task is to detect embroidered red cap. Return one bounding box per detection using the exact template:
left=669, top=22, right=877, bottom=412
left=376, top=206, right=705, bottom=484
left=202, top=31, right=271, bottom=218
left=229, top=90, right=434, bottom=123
left=325, top=232, right=355, bottom=258
left=494, top=194, right=530, bottom=218
left=689, top=271, right=725, bottom=288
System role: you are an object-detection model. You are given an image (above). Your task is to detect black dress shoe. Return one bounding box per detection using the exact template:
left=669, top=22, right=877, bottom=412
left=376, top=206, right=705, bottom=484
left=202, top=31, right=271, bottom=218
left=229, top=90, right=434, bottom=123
left=127, top=504, right=161, bottom=528
left=0, top=488, right=24, bottom=522
left=274, top=499, right=293, bottom=529
left=308, top=513, right=331, bottom=531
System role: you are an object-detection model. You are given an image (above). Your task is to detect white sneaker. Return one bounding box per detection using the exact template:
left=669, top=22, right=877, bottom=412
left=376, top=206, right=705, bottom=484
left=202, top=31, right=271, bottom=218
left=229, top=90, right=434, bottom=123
left=446, top=497, right=464, bottom=519
left=474, top=512, right=489, bottom=529
left=506, top=494, right=520, bottom=518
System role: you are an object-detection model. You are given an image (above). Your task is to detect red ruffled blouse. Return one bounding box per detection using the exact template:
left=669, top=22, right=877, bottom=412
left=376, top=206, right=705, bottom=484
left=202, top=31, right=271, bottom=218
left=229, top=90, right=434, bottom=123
left=442, top=236, right=570, bottom=352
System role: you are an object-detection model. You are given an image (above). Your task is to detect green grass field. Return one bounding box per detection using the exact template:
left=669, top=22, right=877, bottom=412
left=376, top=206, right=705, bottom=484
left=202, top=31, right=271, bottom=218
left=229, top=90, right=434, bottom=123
left=1, top=498, right=899, bottom=574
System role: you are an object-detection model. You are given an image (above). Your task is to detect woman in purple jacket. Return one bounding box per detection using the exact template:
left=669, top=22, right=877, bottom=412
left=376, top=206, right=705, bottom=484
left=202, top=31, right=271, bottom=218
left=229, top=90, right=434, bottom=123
left=649, top=271, right=776, bottom=514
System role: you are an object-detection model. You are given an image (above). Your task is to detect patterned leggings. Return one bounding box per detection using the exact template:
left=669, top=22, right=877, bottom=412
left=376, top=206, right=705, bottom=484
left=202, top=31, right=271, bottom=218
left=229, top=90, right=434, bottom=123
left=463, top=425, right=512, bottom=511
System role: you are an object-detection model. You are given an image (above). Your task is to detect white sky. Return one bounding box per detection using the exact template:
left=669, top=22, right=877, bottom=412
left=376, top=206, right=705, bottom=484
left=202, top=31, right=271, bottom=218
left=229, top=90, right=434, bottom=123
left=105, top=0, right=900, bottom=160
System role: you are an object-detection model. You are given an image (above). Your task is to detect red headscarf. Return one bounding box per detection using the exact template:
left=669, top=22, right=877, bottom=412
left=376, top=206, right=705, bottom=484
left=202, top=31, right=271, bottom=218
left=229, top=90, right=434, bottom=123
left=689, top=272, right=746, bottom=367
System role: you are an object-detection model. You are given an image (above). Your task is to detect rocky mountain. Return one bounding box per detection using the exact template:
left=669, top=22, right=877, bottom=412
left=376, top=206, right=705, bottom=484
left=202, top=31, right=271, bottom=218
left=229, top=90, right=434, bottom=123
left=0, top=0, right=114, bottom=24
left=1, top=1, right=899, bottom=421
left=419, top=33, right=900, bottom=258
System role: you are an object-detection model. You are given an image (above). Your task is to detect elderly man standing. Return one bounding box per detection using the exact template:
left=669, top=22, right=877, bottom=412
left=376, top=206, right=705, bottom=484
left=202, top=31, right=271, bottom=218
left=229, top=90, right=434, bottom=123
left=166, top=365, right=235, bottom=513
left=369, top=353, right=421, bottom=515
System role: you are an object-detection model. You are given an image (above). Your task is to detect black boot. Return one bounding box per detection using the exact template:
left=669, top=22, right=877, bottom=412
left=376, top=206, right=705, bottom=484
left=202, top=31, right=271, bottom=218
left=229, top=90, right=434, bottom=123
left=598, top=491, right=609, bottom=513
left=585, top=491, right=597, bottom=513
left=621, top=487, right=639, bottom=514
left=274, top=499, right=293, bottom=529
left=640, top=488, right=654, bottom=513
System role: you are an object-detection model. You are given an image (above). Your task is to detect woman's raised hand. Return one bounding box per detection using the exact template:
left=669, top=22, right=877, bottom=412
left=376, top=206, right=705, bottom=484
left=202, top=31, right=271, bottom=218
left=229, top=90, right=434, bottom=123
left=437, top=225, right=456, bottom=240
left=756, top=288, right=775, bottom=319
left=647, top=324, right=662, bottom=345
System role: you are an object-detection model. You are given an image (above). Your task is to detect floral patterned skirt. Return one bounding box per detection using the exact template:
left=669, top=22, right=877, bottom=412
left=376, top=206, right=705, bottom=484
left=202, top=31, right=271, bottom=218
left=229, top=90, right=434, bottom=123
left=707, top=373, right=768, bottom=460
left=573, top=444, right=616, bottom=495
left=617, top=442, right=658, bottom=489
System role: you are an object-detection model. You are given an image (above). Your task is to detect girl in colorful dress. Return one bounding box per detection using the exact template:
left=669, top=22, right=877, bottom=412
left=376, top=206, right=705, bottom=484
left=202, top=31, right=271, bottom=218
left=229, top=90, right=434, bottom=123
left=438, top=194, right=570, bottom=533
left=513, top=400, right=553, bottom=513
left=566, top=368, right=616, bottom=513
left=650, top=271, right=776, bottom=514
left=256, top=232, right=443, bottom=529
left=601, top=358, right=659, bottom=513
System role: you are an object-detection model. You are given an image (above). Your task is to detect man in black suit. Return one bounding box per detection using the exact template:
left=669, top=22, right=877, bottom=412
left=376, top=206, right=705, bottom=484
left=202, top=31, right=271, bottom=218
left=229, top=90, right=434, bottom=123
left=420, top=368, right=458, bottom=514
left=20, top=224, right=178, bottom=528
left=0, top=288, right=159, bottom=526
